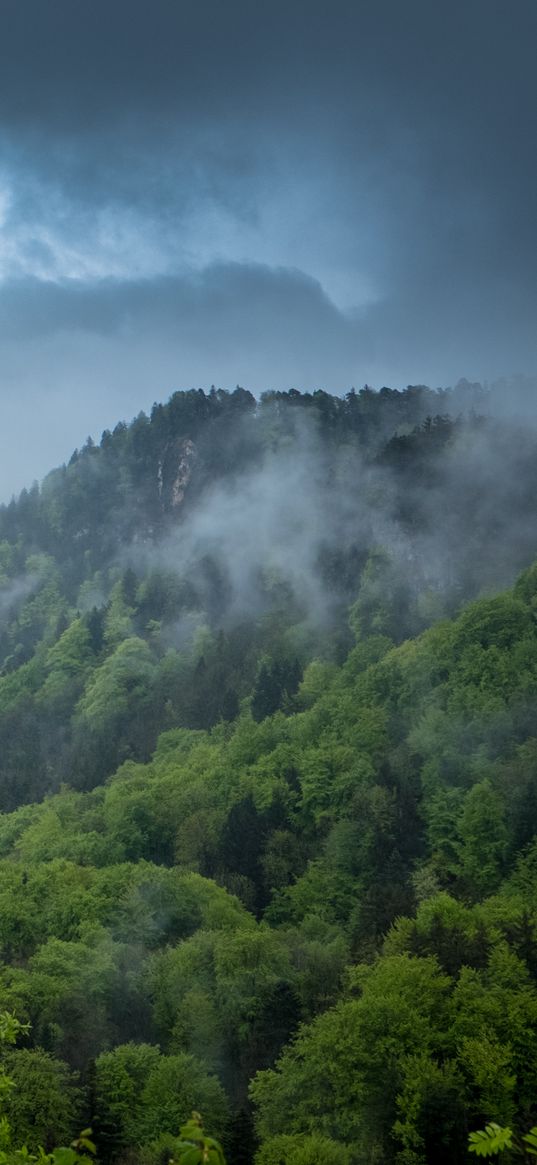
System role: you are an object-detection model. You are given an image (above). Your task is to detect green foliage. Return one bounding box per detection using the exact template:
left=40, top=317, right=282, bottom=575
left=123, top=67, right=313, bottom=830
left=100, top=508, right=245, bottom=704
left=469, top=1122, right=514, bottom=1157
left=0, top=1012, right=88, bottom=1165
left=3, top=391, right=537, bottom=1161
left=174, top=1113, right=226, bottom=1165
left=251, top=954, right=451, bottom=1159
left=349, top=548, right=413, bottom=642
left=255, top=1132, right=350, bottom=1164
left=2, top=1050, right=81, bottom=1152
left=468, top=1119, right=537, bottom=1162
left=38, top=621, right=93, bottom=711
left=95, top=1047, right=228, bottom=1152
left=457, top=780, right=509, bottom=897
left=524, top=1130, right=537, bottom=1157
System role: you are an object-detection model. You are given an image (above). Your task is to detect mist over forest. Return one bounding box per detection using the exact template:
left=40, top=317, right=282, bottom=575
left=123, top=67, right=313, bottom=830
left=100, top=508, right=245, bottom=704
left=0, top=383, right=535, bottom=1163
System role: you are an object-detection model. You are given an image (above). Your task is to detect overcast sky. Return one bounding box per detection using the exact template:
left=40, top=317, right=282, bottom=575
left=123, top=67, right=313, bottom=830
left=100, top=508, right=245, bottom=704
left=1, top=0, right=536, bottom=496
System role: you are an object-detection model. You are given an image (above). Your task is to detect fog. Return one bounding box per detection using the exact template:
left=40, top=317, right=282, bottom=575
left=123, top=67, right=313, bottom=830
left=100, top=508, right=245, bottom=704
left=115, top=389, right=537, bottom=652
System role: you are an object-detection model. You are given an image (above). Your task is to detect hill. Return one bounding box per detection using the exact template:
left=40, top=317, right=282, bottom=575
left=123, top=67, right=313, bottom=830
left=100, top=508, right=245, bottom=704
left=0, top=382, right=536, bottom=810
left=0, top=385, right=537, bottom=1163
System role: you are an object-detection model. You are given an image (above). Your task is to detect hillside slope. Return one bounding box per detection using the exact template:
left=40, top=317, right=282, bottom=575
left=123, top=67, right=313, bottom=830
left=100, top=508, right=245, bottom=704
left=0, top=383, right=537, bottom=811
left=1, top=553, right=537, bottom=1161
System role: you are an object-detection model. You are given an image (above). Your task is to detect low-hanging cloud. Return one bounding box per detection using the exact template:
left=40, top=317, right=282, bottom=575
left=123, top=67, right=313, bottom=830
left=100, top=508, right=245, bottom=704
left=1, top=0, right=537, bottom=498
left=119, top=398, right=537, bottom=659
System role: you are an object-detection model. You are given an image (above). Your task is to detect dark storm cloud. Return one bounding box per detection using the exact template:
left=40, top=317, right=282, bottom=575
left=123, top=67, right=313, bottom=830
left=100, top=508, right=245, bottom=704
left=0, top=266, right=364, bottom=499
left=0, top=0, right=536, bottom=494
left=0, top=265, right=361, bottom=363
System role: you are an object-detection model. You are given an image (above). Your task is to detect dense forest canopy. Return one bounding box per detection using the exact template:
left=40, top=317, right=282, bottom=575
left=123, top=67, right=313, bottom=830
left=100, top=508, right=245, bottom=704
left=1, top=383, right=537, bottom=1164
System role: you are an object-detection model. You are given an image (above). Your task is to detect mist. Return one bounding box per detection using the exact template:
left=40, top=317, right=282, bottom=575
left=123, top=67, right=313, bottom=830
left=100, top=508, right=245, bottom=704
left=113, top=390, right=537, bottom=660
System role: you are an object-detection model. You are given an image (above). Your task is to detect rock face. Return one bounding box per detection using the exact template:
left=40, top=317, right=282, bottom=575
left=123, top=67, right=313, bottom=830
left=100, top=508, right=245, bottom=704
left=157, top=438, right=197, bottom=510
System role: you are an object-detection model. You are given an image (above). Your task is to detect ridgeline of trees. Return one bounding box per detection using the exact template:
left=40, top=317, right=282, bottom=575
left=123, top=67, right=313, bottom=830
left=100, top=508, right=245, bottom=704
left=0, top=384, right=536, bottom=1162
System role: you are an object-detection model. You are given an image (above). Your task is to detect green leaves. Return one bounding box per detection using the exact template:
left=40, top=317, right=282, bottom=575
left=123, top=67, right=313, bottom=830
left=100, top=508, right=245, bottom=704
left=468, top=1122, right=514, bottom=1157
left=0, top=1014, right=29, bottom=1048
left=1, top=1129, right=97, bottom=1165
left=522, top=1129, right=537, bottom=1157
left=68, top=1130, right=96, bottom=1157
left=48, top=1150, right=80, bottom=1165
left=174, top=1113, right=226, bottom=1165
left=468, top=1122, right=537, bottom=1159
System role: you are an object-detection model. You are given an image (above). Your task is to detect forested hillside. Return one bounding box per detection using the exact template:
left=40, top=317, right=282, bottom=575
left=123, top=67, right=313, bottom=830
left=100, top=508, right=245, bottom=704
left=0, top=380, right=536, bottom=811
left=1, top=385, right=537, bottom=1164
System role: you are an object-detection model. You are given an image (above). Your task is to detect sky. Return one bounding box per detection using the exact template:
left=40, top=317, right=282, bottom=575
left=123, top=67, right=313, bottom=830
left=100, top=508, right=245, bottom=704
left=1, top=0, right=537, bottom=496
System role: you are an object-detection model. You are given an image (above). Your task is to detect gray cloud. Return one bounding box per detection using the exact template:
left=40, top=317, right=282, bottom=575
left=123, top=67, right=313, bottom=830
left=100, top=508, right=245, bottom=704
left=0, top=265, right=364, bottom=499
left=0, top=0, right=536, bottom=495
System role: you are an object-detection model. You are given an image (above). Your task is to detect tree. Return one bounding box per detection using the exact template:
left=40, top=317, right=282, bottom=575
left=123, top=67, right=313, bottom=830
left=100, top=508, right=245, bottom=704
left=456, top=780, right=508, bottom=897
left=251, top=955, right=451, bottom=1161
left=251, top=660, right=301, bottom=723
left=0, top=1012, right=90, bottom=1165
left=95, top=1044, right=229, bottom=1159
left=2, top=1048, right=81, bottom=1152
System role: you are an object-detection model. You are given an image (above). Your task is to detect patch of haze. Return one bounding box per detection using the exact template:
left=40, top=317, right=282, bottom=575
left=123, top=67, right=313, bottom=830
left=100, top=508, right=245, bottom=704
left=75, top=578, right=108, bottom=614
left=377, top=410, right=537, bottom=611
left=0, top=574, right=38, bottom=623
left=124, top=413, right=426, bottom=644
left=125, top=390, right=537, bottom=649
left=152, top=417, right=368, bottom=630
left=160, top=611, right=206, bottom=654
left=488, top=375, right=537, bottom=421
